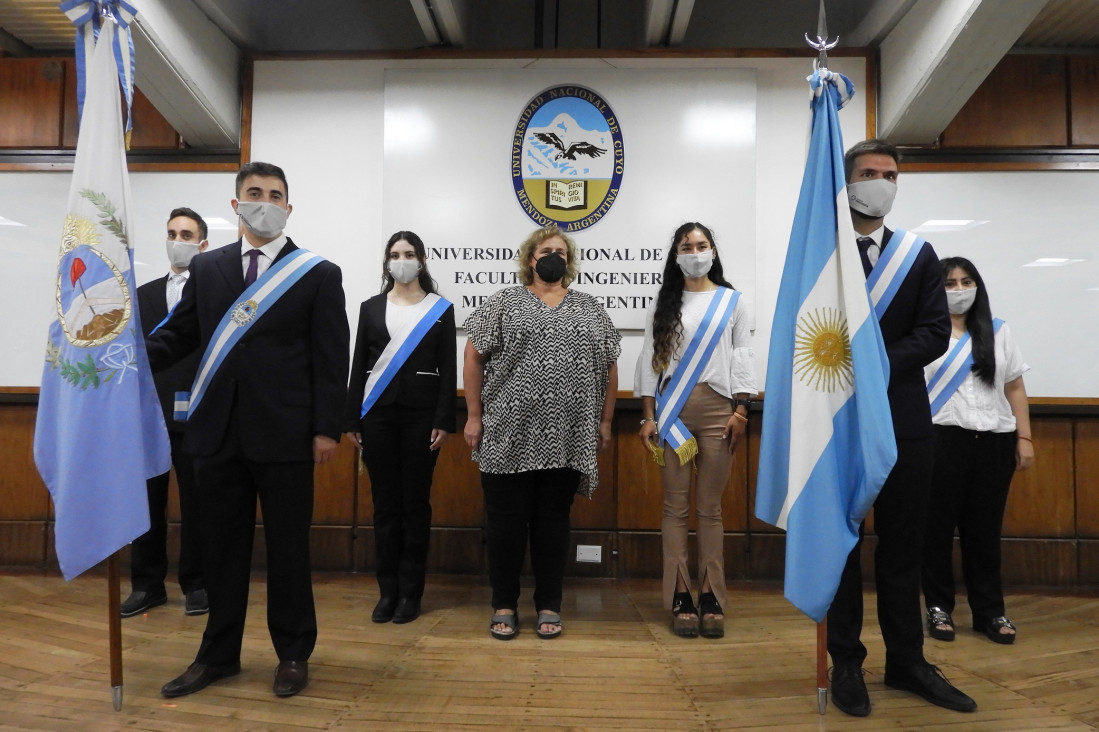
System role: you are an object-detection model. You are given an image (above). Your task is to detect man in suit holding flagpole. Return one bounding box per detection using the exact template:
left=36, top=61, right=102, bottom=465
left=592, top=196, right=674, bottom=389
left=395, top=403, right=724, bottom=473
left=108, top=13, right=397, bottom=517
left=827, top=138, right=976, bottom=716
left=122, top=208, right=209, bottom=620
left=146, top=162, right=349, bottom=699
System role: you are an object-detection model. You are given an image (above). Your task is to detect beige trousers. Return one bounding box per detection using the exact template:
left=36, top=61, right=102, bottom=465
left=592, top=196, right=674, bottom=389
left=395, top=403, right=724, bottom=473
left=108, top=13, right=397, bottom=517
left=661, top=383, right=734, bottom=611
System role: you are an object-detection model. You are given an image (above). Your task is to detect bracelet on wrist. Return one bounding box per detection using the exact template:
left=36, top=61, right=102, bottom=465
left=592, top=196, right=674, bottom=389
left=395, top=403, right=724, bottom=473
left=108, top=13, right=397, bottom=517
left=1017, top=435, right=1032, bottom=443
left=733, top=412, right=748, bottom=422
left=640, top=417, right=657, bottom=426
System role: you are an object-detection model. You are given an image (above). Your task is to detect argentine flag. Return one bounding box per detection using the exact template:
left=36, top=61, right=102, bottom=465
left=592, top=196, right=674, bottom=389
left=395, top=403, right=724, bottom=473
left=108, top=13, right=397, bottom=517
left=754, top=69, right=897, bottom=622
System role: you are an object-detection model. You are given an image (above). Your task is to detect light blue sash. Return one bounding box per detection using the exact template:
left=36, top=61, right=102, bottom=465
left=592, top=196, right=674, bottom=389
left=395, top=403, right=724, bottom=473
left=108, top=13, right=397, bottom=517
left=360, top=293, right=452, bottom=418
left=150, top=302, right=177, bottom=335
left=651, top=287, right=740, bottom=466
left=926, top=318, right=1004, bottom=415
left=174, top=248, right=324, bottom=421
left=866, top=229, right=923, bottom=319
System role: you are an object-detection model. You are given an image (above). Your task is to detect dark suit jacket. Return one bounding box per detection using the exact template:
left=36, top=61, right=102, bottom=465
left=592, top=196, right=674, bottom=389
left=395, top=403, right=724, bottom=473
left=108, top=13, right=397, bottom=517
left=878, top=227, right=951, bottom=439
left=345, top=293, right=457, bottom=433
left=145, top=239, right=350, bottom=462
left=137, top=274, right=201, bottom=436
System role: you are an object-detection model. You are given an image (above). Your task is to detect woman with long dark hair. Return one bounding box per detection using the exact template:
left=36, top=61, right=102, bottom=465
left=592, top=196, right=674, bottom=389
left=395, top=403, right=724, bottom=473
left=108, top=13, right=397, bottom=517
left=635, top=222, right=756, bottom=639
left=345, top=231, right=456, bottom=625
left=922, top=256, right=1033, bottom=644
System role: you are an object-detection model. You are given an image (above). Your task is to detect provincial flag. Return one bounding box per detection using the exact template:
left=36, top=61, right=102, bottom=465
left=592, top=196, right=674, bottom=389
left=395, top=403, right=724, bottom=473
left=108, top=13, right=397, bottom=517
left=33, top=7, right=170, bottom=580
left=754, top=68, right=897, bottom=622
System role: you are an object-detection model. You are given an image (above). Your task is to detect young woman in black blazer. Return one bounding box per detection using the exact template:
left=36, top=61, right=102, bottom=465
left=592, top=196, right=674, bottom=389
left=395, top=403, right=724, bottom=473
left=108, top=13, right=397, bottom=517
left=346, top=231, right=456, bottom=624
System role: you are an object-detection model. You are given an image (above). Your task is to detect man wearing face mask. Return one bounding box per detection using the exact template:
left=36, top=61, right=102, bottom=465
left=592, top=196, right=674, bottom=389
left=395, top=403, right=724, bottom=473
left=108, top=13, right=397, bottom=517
left=826, top=140, right=972, bottom=717
left=122, top=208, right=210, bottom=619
left=146, top=162, right=350, bottom=699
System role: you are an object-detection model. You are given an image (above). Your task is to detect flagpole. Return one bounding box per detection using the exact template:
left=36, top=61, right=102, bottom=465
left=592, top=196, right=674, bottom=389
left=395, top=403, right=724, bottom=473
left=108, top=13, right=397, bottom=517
left=816, top=619, right=828, bottom=714
left=805, top=0, right=839, bottom=716
left=108, top=552, right=123, bottom=710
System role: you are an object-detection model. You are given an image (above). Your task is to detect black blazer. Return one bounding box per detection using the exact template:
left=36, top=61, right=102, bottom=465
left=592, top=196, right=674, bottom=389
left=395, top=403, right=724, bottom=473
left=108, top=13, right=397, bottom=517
left=345, top=293, right=457, bottom=433
left=146, top=239, right=350, bottom=462
left=877, top=227, right=951, bottom=439
left=137, top=274, right=200, bottom=436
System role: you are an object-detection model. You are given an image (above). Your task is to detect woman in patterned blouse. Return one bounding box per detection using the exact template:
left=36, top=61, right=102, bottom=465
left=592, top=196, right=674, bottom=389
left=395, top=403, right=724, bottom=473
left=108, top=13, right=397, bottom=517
left=463, top=225, right=621, bottom=641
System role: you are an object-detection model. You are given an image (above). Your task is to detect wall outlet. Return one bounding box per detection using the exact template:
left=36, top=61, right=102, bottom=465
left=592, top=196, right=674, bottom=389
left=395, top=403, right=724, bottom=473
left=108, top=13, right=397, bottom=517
left=576, top=544, right=602, bottom=563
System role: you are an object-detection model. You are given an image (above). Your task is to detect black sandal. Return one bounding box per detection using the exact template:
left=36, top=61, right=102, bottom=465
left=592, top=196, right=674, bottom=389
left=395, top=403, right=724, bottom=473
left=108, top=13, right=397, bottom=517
left=698, top=591, right=725, bottom=639
left=926, top=606, right=955, bottom=641
left=671, top=592, right=699, bottom=638
left=975, top=616, right=1016, bottom=644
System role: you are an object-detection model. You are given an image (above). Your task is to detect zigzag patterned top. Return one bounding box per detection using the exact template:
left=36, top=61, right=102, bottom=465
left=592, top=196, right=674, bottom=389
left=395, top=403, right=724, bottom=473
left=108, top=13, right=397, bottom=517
left=465, top=286, right=622, bottom=497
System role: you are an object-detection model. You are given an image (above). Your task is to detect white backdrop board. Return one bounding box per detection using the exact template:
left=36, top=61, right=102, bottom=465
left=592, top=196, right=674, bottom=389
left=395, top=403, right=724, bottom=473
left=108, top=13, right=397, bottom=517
left=382, top=68, right=757, bottom=330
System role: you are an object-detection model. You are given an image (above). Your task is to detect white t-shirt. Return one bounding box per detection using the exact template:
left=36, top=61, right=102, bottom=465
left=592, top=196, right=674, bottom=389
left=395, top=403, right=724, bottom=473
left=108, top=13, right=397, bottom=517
left=924, top=320, right=1029, bottom=433
left=634, top=288, right=757, bottom=399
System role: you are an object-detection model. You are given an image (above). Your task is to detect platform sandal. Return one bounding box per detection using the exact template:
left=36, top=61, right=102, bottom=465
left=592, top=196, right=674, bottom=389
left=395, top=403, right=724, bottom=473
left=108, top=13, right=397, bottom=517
left=698, top=591, right=725, bottom=639
left=671, top=591, right=699, bottom=638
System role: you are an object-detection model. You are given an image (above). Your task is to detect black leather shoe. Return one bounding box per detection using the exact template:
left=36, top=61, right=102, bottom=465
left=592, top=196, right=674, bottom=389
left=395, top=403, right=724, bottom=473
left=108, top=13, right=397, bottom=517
left=372, top=596, right=397, bottom=623
left=120, top=589, right=167, bottom=618
left=161, top=661, right=240, bottom=698
left=830, top=665, right=870, bottom=717
left=884, top=661, right=977, bottom=712
left=273, top=660, right=309, bottom=697
left=392, top=598, right=421, bottom=624
left=184, top=588, right=209, bottom=616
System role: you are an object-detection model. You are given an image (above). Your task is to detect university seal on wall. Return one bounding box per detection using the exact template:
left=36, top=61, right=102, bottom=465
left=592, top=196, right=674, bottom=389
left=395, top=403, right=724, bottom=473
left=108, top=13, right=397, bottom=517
left=511, top=85, right=624, bottom=232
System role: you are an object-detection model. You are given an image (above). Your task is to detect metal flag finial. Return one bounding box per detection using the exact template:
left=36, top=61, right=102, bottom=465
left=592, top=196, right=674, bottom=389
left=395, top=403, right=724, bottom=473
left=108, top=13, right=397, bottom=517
left=804, top=0, right=839, bottom=70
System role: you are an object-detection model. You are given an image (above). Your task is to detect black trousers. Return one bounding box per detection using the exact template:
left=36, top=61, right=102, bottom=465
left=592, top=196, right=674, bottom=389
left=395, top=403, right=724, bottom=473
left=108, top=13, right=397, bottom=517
left=359, top=405, right=439, bottom=602
left=828, top=436, right=934, bottom=670
left=922, top=426, right=1017, bottom=624
left=191, top=418, right=316, bottom=667
left=481, top=468, right=579, bottom=614
left=129, top=430, right=204, bottom=595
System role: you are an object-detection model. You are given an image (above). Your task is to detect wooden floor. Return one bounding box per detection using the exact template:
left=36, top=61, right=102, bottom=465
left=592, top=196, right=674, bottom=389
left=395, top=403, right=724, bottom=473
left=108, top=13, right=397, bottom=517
left=1, top=573, right=1098, bottom=731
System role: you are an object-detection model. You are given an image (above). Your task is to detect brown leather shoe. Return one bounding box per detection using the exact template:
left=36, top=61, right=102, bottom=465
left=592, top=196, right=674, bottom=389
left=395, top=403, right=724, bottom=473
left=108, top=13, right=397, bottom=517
left=273, top=660, right=309, bottom=697
left=160, top=661, right=240, bottom=698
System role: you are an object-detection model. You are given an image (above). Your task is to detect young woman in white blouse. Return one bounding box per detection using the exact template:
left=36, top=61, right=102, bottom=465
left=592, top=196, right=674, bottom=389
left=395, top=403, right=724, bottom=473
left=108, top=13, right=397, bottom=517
left=922, top=256, right=1034, bottom=645
left=636, top=222, right=756, bottom=639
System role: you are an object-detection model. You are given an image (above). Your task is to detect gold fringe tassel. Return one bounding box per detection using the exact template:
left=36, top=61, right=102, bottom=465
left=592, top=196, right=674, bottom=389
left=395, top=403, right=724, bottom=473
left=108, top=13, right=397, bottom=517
left=648, top=436, right=698, bottom=467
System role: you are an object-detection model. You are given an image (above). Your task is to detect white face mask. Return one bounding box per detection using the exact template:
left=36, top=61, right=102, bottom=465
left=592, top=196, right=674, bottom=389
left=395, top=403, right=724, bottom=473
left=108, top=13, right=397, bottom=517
left=677, top=250, right=714, bottom=279
left=847, top=178, right=897, bottom=218
left=388, top=258, right=421, bottom=285
left=946, top=288, right=977, bottom=315
left=165, top=239, right=201, bottom=269
left=235, top=201, right=288, bottom=239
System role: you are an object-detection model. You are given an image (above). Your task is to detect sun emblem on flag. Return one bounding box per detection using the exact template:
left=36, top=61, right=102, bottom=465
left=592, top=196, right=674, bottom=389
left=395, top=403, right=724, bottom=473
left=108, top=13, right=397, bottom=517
left=794, top=307, right=853, bottom=392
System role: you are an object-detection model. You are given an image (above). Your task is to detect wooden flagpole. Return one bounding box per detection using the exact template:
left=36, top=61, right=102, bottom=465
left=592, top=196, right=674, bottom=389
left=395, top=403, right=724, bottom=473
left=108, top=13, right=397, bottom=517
left=108, top=551, right=123, bottom=711
left=817, top=618, right=829, bottom=714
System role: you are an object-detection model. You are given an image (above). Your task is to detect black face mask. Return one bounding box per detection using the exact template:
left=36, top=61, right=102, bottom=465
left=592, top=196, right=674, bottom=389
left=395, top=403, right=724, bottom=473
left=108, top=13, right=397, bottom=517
left=534, top=252, right=567, bottom=283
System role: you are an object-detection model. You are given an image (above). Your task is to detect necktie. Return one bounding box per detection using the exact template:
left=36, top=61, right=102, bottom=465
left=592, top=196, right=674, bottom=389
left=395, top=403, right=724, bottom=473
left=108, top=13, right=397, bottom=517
left=166, top=273, right=185, bottom=310
left=244, top=249, right=262, bottom=287
left=857, top=237, right=879, bottom=277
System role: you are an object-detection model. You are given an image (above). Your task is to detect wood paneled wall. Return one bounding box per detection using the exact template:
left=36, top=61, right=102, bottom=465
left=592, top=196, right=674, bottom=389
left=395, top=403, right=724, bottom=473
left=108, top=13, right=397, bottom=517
left=0, top=57, right=181, bottom=150
left=4, top=396, right=1098, bottom=588
left=940, top=54, right=1099, bottom=148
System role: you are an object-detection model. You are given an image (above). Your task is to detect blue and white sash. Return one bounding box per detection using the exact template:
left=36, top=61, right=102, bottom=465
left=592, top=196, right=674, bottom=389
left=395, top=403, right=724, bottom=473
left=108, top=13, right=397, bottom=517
left=926, top=318, right=1004, bottom=415
left=650, top=287, right=740, bottom=466
left=866, top=228, right=923, bottom=320
left=360, top=293, right=452, bottom=418
left=174, top=248, right=325, bottom=421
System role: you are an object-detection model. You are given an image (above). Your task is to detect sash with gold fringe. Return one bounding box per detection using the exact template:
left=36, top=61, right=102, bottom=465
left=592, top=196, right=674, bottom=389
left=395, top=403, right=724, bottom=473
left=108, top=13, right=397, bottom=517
left=649, top=287, right=740, bottom=466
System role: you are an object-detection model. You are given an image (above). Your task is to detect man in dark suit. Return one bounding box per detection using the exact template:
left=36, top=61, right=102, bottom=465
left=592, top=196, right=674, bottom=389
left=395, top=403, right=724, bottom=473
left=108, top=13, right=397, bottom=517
left=827, top=139, right=976, bottom=716
left=147, top=162, right=350, bottom=699
left=122, top=208, right=209, bottom=618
